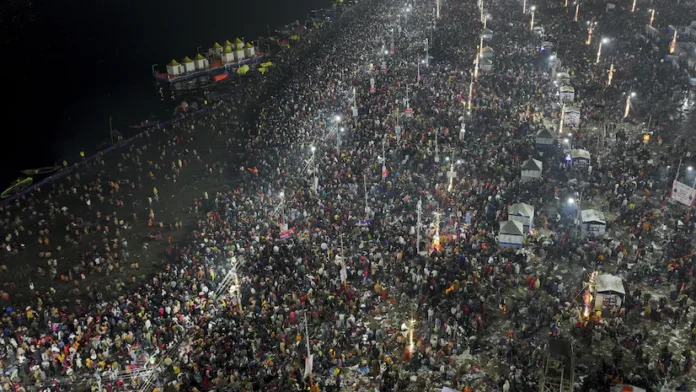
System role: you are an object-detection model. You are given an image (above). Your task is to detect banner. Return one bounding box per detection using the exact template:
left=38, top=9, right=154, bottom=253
left=671, top=180, right=696, bottom=207
left=304, top=355, right=314, bottom=378
left=340, top=266, right=348, bottom=282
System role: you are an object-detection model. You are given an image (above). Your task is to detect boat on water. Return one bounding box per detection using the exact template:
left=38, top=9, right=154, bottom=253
left=21, top=166, right=61, bottom=176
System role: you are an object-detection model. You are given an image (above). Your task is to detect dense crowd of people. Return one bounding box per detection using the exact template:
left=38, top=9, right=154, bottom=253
left=1, top=0, right=696, bottom=390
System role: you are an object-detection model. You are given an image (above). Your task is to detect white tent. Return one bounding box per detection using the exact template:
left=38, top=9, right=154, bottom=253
left=499, top=220, right=524, bottom=248
left=508, top=203, right=535, bottom=231
left=520, top=158, right=542, bottom=181
left=563, top=105, right=581, bottom=126
left=480, top=58, right=493, bottom=72
left=535, top=129, right=555, bottom=147
left=481, top=46, right=494, bottom=59
left=559, top=85, right=575, bottom=102
left=556, top=71, right=571, bottom=85
left=580, top=209, right=606, bottom=236
left=571, top=148, right=591, bottom=167
left=481, top=28, right=494, bottom=40
left=594, top=274, right=625, bottom=311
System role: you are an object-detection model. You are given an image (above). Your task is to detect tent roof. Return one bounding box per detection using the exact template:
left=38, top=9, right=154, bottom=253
left=536, top=128, right=554, bottom=138
left=213, top=42, right=223, bottom=48
left=234, top=37, right=243, bottom=43
left=181, top=56, right=194, bottom=63
left=194, top=53, right=206, bottom=60
left=509, top=202, right=534, bottom=217
left=483, top=28, right=493, bottom=34
left=571, top=148, right=590, bottom=160
left=560, top=85, right=575, bottom=92
left=244, top=42, right=253, bottom=48
left=556, top=72, right=571, bottom=79
left=596, top=274, right=625, bottom=295
left=500, top=220, right=524, bottom=236
left=167, top=59, right=181, bottom=67
left=482, top=46, right=494, bottom=52
left=224, top=40, right=233, bottom=46
left=223, top=47, right=233, bottom=54
left=580, top=209, right=605, bottom=224
left=564, top=105, right=580, bottom=113
left=521, top=158, right=542, bottom=171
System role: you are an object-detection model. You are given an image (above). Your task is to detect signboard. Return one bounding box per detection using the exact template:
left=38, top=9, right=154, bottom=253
left=340, top=266, right=347, bottom=282
left=304, top=355, right=313, bottom=378
left=447, top=171, right=456, bottom=179
left=671, top=180, right=696, bottom=207
left=382, top=168, right=388, bottom=179
left=280, top=230, right=292, bottom=241
left=352, top=107, right=358, bottom=117
left=370, top=78, right=376, bottom=93
left=357, top=219, right=372, bottom=227
left=404, top=107, right=413, bottom=117
left=395, top=125, right=402, bottom=140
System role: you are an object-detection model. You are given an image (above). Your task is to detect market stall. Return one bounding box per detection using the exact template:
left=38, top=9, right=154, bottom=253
left=520, top=158, right=542, bottom=181
left=580, top=209, right=606, bottom=237
left=594, top=274, right=625, bottom=311
left=571, top=148, right=591, bottom=168
left=498, top=220, right=524, bottom=248
left=508, top=202, right=535, bottom=232
left=563, top=105, right=581, bottom=126
left=559, top=85, right=575, bottom=102
left=535, top=129, right=555, bottom=148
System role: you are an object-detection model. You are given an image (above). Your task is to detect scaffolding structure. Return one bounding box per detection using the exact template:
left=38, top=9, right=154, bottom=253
left=539, top=339, right=574, bottom=392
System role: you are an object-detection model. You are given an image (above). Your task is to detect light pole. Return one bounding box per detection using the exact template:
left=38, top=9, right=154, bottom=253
left=364, top=170, right=370, bottom=215
left=574, top=2, right=580, bottom=22
left=586, top=21, right=596, bottom=45
left=417, top=59, right=425, bottom=81
left=432, top=210, right=441, bottom=252
left=607, top=63, right=615, bottom=86
left=595, top=38, right=608, bottom=64
left=333, top=115, right=342, bottom=153
left=416, top=198, right=422, bottom=254
left=530, top=6, right=536, bottom=31
left=631, top=0, right=637, bottom=12
left=447, top=152, right=457, bottom=192
left=436, top=0, right=440, bottom=18
left=434, top=128, right=440, bottom=163
left=649, top=8, right=655, bottom=27
left=311, top=145, right=318, bottom=191
left=523, top=0, right=527, bottom=14
left=624, top=91, right=636, bottom=119
left=467, top=69, right=474, bottom=113
left=669, top=30, right=677, bottom=54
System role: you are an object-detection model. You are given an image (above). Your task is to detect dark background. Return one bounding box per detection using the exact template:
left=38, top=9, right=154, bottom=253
left=1, top=0, right=327, bottom=186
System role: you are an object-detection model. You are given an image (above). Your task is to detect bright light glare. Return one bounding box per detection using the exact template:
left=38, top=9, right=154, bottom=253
left=568, top=198, right=575, bottom=204
left=631, top=92, right=637, bottom=97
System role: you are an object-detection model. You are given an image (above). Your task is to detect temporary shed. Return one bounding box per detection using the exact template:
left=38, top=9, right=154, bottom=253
left=563, top=105, right=581, bottom=126
left=535, top=129, right=555, bottom=147
left=193, top=53, right=209, bottom=70
left=480, top=46, right=494, bottom=59
left=594, top=274, right=625, bottom=311
left=234, top=37, right=244, bottom=49
left=571, top=148, right=591, bottom=167
left=559, top=85, right=575, bottom=102
left=580, top=209, right=605, bottom=237
left=244, top=42, right=256, bottom=58
left=508, top=203, right=535, bottom=231
left=480, top=58, right=493, bottom=72
left=498, top=220, right=524, bottom=248
left=181, top=56, right=195, bottom=73
left=481, top=28, right=493, bottom=40
left=213, top=42, right=223, bottom=55
left=520, top=158, right=542, bottom=181
left=222, top=47, right=235, bottom=63
left=166, top=59, right=184, bottom=76
left=234, top=42, right=246, bottom=61
left=556, top=72, right=571, bottom=85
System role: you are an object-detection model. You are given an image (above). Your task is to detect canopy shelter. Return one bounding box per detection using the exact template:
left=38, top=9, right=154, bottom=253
left=481, top=28, right=494, bottom=40
left=480, top=46, right=494, bottom=59
left=559, top=85, right=575, bottom=102
left=556, top=71, right=571, bottom=85
left=520, top=158, right=542, bottom=181
left=541, top=41, right=554, bottom=52
left=508, top=202, right=535, bottom=231
left=480, top=58, right=493, bottom=72
left=571, top=148, right=590, bottom=167
left=580, top=209, right=605, bottom=237
left=535, top=128, right=555, bottom=147
left=563, top=105, right=581, bottom=126
left=594, top=274, right=625, bottom=311
left=498, top=220, right=524, bottom=248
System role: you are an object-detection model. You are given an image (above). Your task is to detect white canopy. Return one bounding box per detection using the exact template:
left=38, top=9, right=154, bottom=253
left=563, top=105, right=580, bottom=114
left=509, top=202, right=534, bottom=218
left=580, top=209, right=606, bottom=225
left=596, top=274, right=625, bottom=295
left=556, top=72, right=571, bottom=80
left=560, top=85, right=574, bottom=93
left=499, top=220, right=524, bottom=236
left=571, top=149, right=591, bottom=161
left=521, top=158, right=542, bottom=172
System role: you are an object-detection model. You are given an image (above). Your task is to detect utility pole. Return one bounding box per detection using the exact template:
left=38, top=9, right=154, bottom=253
left=417, top=198, right=422, bottom=254
left=434, top=128, right=440, bottom=162
left=364, top=171, right=370, bottom=215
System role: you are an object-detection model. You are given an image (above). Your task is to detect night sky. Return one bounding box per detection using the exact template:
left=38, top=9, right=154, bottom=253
left=1, top=0, right=327, bottom=187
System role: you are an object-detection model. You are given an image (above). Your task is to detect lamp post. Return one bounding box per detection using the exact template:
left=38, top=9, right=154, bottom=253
left=607, top=63, right=615, bottom=86
left=467, top=69, right=474, bottom=113
left=624, top=91, right=636, bottom=119
left=595, top=38, right=608, bottom=64
left=649, top=8, right=655, bottom=27
left=669, top=30, right=677, bottom=54
left=523, top=0, right=527, bottom=14
left=530, top=6, right=536, bottom=30
left=434, top=128, right=440, bottom=163
left=586, top=21, right=596, bottom=45
left=311, top=145, right=318, bottom=191
left=559, top=102, right=566, bottom=135
left=432, top=210, right=441, bottom=252
left=574, top=2, right=579, bottom=22
left=416, top=198, right=422, bottom=254
left=436, top=0, right=440, bottom=18
left=631, top=0, right=636, bottom=12
left=447, top=152, right=457, bottom=192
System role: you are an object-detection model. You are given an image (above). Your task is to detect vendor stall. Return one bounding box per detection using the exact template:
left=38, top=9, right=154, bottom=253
left=498, top=220, right=524, bottom=248
left=480, top=58, right=493, bottom=73
left=559, top=85, right=575, bottom=102
left=580, top=209, right=606, bottom=237
left=563, top=105, right=581, bottom=126
left=481, top=46, right=494, bottom=59
left=481, top=28, right=494, bottom=40
left=556, top=72, right=571, bottom=85
left=520, top=158, right=542, bottom=181
left=508, top=202, right=535, bottom=231
left=594, top=274, right=625, bottom=311
left=571, top=148, right=591, bottom=167
left=535, top=129, right=555, bottom=148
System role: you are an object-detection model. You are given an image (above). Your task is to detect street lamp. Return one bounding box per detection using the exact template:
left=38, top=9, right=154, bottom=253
left=523, top=0, right=527, bottom=14
left=649, top=8, right=655, bottom=27
left=586, top=21, right=596, bottom=45
left=530, top=6, right=536, bottom=31
left=631, top=0, right=637, bottom=12
left=574, top=2, right=580, bottom=22
left=595, top=38, right=608, bottom=64
left=568, top=197, right=575, bottom=204
left=607, top=63, right=615, bottom=86
left=624, top=91, right=636, bottom=119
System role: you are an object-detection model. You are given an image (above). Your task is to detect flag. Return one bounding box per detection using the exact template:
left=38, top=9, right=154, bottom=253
left=280, top=230, right=292, bottom=241
left=382, top=168, right=388, bottom=179
left=304, top=355, right=314, bottom=378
